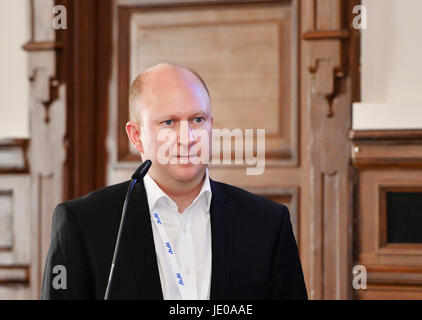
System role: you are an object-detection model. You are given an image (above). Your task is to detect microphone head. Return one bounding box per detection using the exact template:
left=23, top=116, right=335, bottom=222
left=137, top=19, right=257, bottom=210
left=131, top=160, right=152, bottom=181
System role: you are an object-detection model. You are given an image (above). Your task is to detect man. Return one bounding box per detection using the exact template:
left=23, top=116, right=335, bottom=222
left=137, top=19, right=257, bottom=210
left=42, top=63, right=307, bottom=300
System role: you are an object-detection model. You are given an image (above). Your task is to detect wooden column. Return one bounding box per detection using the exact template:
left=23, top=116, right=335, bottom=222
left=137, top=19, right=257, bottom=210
left=23, top=0, right=66, bottom=299
left=300, top=0, right=360, bottom=299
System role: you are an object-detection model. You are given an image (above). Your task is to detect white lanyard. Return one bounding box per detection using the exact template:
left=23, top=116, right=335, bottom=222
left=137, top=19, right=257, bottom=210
left=151, top=211, right=188, bottom=299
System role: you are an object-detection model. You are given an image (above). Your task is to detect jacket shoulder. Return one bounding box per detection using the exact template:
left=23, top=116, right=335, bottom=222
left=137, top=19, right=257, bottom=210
left=59, top=180, right=130, bottom=214
left=212, top=180, right=289, bottom=220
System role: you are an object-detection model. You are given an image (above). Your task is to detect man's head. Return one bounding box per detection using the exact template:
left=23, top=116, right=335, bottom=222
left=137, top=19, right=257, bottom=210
left=126, top=62, right=213, bottom=187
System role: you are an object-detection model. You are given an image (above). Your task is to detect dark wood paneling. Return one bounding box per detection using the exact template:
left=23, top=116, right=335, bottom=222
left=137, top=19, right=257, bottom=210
left=350, top=129, right=422, bottom=142
left=353, top=137, right=422, bottom=299
left=351, top=142, right=422, bottom=168
left=58, top=0, right=111, bottom=199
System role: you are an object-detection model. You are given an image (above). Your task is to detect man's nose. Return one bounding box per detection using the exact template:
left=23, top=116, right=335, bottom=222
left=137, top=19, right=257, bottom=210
left=178, top=120, right=195, bottom=147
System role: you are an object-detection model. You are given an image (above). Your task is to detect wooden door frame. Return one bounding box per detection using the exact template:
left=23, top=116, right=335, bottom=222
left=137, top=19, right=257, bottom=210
left=57, top=0, right=112, bottom=200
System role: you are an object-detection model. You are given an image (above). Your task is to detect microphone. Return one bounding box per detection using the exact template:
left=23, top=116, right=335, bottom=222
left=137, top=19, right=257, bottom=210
left=104, top=160, right=152, bottom=300
left=131, top=159, right=152, bottom=181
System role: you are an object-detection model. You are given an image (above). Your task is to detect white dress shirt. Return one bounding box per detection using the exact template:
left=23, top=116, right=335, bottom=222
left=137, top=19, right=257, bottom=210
left=143, top=169, right=212, bottom=300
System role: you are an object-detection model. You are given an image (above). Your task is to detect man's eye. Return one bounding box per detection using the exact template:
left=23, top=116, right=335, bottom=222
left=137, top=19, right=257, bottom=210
left=193, top=117, right=204, bottom=123
left=163, top=120, right=174, bottom=126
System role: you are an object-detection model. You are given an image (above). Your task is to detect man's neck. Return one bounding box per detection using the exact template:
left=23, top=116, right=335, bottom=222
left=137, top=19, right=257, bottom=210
left=151, top=170, right=206, bottom=214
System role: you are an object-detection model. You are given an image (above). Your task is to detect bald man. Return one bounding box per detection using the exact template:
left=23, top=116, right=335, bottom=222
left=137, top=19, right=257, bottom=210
left=42, top=63, right=307, bottom=300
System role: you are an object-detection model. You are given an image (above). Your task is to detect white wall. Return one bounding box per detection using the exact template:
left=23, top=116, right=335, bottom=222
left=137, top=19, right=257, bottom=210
left=0, top=0, right=29, bottom=138
left=353, top=0, right=422, bottom=130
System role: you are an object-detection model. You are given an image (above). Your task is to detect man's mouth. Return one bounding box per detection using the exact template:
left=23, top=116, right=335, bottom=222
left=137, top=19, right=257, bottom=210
left=174, top=154, right=199, bottom=158
left=172, top=155, right=200, bottom=162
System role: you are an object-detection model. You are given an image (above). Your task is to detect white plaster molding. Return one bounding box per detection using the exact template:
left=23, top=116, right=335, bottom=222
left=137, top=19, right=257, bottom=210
left=352, top=103, right=422, bottom=130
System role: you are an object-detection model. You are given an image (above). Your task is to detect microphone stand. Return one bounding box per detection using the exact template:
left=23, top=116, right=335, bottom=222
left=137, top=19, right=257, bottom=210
left=104, top=160, right=152, bottom=300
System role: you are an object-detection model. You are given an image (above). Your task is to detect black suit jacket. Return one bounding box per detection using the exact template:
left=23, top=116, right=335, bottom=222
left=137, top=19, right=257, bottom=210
left=42, top=179, right=307, bottom=300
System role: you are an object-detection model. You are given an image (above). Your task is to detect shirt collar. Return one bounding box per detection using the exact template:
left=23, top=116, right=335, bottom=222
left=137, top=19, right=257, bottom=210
left=143, top=168, right=212, bottom=213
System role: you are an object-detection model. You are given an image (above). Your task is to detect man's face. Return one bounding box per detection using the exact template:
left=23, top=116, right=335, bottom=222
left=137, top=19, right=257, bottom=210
left=137, top=71, right=213, bottom=184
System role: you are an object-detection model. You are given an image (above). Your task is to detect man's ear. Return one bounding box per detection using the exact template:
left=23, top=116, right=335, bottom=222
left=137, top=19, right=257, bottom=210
left=126, top=121, right=144, bottom=154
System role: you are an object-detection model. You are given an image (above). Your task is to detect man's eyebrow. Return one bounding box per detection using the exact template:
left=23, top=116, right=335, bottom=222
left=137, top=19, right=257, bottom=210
left=156, top=112, right=208, bottom=122
left=155, top=114, right=179, bottom=122
left=190, top=112, right=207, bottom=118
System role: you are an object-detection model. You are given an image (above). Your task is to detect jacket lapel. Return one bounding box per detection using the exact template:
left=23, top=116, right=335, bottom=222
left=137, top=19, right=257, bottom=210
left=209, top=180, right=236, bottom=299
left=123, top=180, right=163, bottom=299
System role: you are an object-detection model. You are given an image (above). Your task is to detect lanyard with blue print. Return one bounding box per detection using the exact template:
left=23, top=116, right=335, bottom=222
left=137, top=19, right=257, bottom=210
left=151, top=211, right=188, bottom=299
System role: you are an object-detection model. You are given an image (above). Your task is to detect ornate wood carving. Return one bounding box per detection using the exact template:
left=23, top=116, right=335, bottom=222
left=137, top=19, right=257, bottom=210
left=308, top=51, right=344, bottom=117
left=28, top=70, right=60, bottom=123
left=300, top=0, right=358, bottom=299
left=21, top=0, right=67, bottom=299
left=24, top=0, right=62, bottom=124
left=302, top=0, right=350, bottom=118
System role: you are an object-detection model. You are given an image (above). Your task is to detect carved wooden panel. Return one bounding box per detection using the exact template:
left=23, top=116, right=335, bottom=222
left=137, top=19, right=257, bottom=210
left=0, top=265, right=30, bottom=285
left=359, top=284, right=422, bottom=300
left=117, top=1, right=298, bottom=165
left=352, top=143, right=422, bottom=169
left=21, top=0, right=67, bottom=300
left=352, top=130, right=422, bottom=299
left=356, top=170, right=422, bottom=264
left=0, top=139, right=29, bottom=174
left=299, top=0, right=358, bottom=300
left=0, top=265, right=30, bottom=299
left=0, top=176, right=31, bottom=299
left=0, top=191, right=13, bottom=251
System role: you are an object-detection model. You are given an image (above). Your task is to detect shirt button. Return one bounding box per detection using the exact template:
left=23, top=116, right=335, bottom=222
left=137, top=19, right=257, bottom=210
left=185, top=267, right=192, bottom=275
